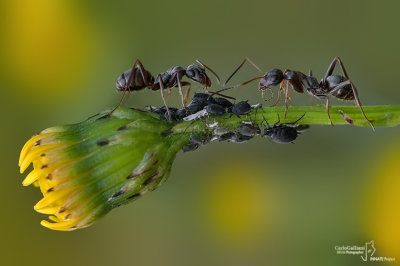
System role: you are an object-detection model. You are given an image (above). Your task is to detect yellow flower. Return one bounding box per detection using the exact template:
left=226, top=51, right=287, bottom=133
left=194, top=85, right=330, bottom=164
left=19, top=108, right=190, bottom=231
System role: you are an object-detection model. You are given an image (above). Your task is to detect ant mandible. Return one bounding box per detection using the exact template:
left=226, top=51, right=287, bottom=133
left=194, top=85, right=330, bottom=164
left=110, top=59, right=231, bottom=121
left=217, top=57, right=375, bottom=130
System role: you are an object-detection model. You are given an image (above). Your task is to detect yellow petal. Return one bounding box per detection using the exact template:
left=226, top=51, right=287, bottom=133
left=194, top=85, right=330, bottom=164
left=19, top=133, right=52, bottom=167
left=35, top=206, right=60, bottom=215
left=40, top=219, right=79, bottom=231
left=34, top=187, right=75, bottom=211
left=22, top=169, right=42, bottom=186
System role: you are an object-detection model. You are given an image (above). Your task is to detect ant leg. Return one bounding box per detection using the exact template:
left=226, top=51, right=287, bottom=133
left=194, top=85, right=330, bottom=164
left=223, top=57, right=263, bottom=87
left=309, top=69, right=313, bottom=76
left=205, top=88, right=236, bottom=100
left=284, top=79, right=291, bottom=118
left=329, top=80, right=375, bottom=130
left=157, top=74, right=171, bottom=122
left=175, top=75, right=186, bottom=108
left=324, top=57, right=350, bottom=80
left=109, top=69, right=136, bottom=116
left=181, top=81, right=192, bottom=107
left=109, top=59, right=150, bottom=116
left=325, top=96, right=334, bottom=126
left=195, top=59, right=221, bottom=84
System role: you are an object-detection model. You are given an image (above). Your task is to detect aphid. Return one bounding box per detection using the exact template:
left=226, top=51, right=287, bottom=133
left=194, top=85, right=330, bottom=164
left=192, top=93, right=216, bottom=107
left=219, top=57, right=374, bottom=130
left=237, top=124, right=261, bottom=137
left=175, top=102, right=204, bottom=120
left=214, top=97, right=233, bottom=108
left=162, top=107, right=179, bottom=121
left=111, top=59, right=225, bottom=120
left=213, top=126, right=231, bottom=136
left=182, top=143, right=199, bottom=152
left=228, top=101, right=251, bottom=118
left=228, top=133, right=254, bottom=143
left=206, top=104, right=226, bottom=116
left=263, top=114, right=307, bottom=144
left=189, top=134, right=211, bottom=145
left=218, top=132, right=235, bottom=142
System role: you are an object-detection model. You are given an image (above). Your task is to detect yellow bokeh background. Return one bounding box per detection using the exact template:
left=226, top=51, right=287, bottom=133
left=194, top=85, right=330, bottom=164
left=0, top=0, right=399, bottom=265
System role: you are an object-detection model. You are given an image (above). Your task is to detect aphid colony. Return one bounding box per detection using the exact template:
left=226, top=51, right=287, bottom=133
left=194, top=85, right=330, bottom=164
left=145, top=92, right=309, bottom=148
left=108, top=56, right=376, bottom=147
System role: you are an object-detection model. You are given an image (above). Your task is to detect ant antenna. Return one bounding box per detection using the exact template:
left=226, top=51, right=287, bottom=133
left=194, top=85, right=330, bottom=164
left=195, top=59, right=220, bottom=84
left=215, top=76, right=264, bottom=94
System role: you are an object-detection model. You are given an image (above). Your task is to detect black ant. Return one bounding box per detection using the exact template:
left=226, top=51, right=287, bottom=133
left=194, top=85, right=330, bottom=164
left=217, top=57, right=375, bottom=130
left=110, top=59, right=232, bottom=120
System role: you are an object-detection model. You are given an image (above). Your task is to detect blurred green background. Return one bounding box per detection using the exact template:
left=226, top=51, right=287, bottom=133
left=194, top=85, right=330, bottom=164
left=1, top=0, right=399, bottom=265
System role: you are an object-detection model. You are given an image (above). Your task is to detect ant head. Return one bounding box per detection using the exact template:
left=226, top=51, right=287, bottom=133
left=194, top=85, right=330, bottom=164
left=186, top=64, right=211, bottom=87
left=259, top=69, right=284, bottom=90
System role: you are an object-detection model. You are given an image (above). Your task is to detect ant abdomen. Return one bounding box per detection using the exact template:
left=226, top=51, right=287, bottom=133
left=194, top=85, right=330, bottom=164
left=116, top=68, right=153, bottom=91
left=325, top=75, right=354, bottom=100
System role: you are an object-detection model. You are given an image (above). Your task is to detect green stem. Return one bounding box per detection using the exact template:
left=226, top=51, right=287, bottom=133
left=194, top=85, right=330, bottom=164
left=171, top=105, right=400, bottom=135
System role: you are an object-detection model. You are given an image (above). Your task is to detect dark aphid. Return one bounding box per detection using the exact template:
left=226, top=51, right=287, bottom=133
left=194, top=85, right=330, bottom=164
left=145, top=105, right=167, bottom=115
left=263, top=114, right=307, bottom=144
left=175, top=102, right=205, bottom=120
left=186, top=102, right=205, bottom=114
left=175, top=108, right=189, bottom=120
left=191, top=133, right=212, bottom=145
left=237, top=124, right=261, bottom=137
left=293, top=124, right=310, bottom=133
left=214, top=97, right=233, bottom=108
left=218, top=132, right=235, bottom=142
left=192, top=93, right=216, bottom=107
left=189, top=134, right=203, bottom=145
left=206, top=104, right=226, bottom=116
left=228, top=133, right=254, bottom=143
left=162, top=107, right=179, bottom=121
left=229, top=101, right=251, bottom=118
left=182, top=143, right=200, bottom=152
left=213, top=126, right=231, bottom=136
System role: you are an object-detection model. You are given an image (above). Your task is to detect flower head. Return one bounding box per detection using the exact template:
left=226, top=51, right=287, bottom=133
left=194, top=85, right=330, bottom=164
left=19, top=108, right=189, bottom=231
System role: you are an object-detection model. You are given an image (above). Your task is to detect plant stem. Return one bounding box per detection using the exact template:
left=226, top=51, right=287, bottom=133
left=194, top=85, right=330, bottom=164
left=171, top=105, right=400, bottom=135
